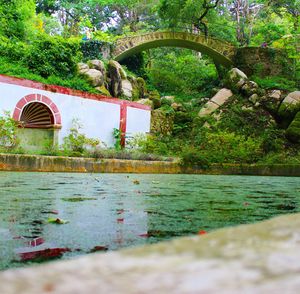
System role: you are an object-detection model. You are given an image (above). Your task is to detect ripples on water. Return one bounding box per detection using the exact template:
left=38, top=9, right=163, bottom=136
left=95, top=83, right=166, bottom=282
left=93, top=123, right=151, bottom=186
left=0, top=172, right=299, bottom=270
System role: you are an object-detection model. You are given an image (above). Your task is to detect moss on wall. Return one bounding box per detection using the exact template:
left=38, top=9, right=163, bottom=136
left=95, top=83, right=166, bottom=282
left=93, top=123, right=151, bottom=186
left=16, top=128, right=58, bottom=152
left=234, top=47, right=293, bottom=78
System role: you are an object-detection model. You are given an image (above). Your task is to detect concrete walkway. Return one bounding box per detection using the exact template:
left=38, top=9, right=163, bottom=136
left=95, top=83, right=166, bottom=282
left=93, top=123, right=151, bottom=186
left=1, top=213, right=300, bottom=293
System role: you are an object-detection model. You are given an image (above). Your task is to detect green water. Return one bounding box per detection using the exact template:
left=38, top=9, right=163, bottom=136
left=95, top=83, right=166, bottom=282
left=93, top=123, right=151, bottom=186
left=0, top=172, right=299, bottom=270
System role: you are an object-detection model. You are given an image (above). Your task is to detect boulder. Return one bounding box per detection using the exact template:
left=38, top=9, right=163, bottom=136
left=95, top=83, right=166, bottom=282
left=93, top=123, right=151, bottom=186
left=277, top=91, right=300, bottom=127
left=152, top=98, right=161, bottom=109
left=121, top=80, right=133, bottom=99
left=286, top=111, right=300, bottom=143
left=88, top=60, right=106, bottom=74
left=171, top=103, right=184, bottom=112
left=249, top=94, right=259, bottom=104
left=77, top=63, right=89, bottom=74
left=108, top=61, right=122, bottom=97
left=282, top=91, right=300, bottom=105
left=259, top=90, right=282, bottom=115
left=268, top=90, right=282, bottom=100
left=241, top=81, right=258, bottom=96
left=136, top=77, right=146, bottom=98
left=82, top=69, right=104, bottom=87
left=198, top=101, right=219, bottom=117
left=225, top=68, right=248, bottom=91
left=108, top=60, right=127, bottom=80
left=148, top=90, right=160, bottom=101
left=210, top=88, right=233, bottom=106
left=95, top=85, right=111, bottom=97
left=137, top=99, right=153, bottom=109
left=199, top=89, right=233, bottom=117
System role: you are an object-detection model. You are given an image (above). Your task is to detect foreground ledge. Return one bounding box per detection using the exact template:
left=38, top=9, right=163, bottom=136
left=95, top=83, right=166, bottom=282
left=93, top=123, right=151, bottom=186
left=1, top=153, right=300, bottom=176
left=1, top=213, right=300, bottom=293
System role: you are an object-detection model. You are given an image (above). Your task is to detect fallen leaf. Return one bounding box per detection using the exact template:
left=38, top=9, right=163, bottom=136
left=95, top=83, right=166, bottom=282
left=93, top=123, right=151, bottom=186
left=90, top=246, right=108, bottom=253
left=19, top=248, right=71, bottom=262
left=47, top=218, right=69, bottom=224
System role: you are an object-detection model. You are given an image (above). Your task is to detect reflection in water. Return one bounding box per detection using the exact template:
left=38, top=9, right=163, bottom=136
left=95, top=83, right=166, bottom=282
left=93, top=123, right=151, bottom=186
left=0, top=172, right=299, bottom=270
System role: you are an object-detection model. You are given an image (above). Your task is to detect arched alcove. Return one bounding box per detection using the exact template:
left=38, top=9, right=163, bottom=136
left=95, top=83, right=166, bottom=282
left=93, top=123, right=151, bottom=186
left=13, top=94, right=62, bottom=152
left=20, top=102, right=54, bottom=128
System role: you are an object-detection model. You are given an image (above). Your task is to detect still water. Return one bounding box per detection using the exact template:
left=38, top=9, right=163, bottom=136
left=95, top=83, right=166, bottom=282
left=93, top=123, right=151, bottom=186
left=0, top=172, right=299, bottom=270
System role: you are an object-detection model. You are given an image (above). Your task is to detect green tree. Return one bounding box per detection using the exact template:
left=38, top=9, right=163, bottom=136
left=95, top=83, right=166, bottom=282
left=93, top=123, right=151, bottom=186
left=0, top=0, right=36, bottom=39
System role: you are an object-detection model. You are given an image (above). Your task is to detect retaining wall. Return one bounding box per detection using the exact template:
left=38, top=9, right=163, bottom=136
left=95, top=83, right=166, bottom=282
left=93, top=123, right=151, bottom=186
left=1, top=153, right=300, bottom=176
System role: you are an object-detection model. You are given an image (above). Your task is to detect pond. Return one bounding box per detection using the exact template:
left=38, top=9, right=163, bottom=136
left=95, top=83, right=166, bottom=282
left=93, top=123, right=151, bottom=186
left=0, top=172, right=299, bottom=270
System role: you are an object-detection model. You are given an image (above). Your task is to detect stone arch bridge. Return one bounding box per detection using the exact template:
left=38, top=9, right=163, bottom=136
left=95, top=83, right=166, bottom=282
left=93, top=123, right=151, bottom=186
left=112, top=31, right=237, bottom=68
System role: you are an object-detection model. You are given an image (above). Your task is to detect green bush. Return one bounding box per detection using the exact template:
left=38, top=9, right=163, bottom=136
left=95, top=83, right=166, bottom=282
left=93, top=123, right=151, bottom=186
left=0, top=111, right=18, bottom=149
left=199, top=132, right=263, bottom=163
left=252, top=76, right=297, bottom=91
left=180, top=150, right=210, bottom=169
left=80, top=40, right=112, bottom=61
left=146, top=48, right=218, bottom=94
left=26, top=34, right=81, bottom=78
left=63, top=119, right=100, bottom=156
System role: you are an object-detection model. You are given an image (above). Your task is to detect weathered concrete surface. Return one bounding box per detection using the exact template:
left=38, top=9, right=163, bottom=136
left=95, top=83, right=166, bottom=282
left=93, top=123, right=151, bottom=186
left=1, top=213, right=300, bottom=293
left=1, top=154, right=300, bottom=176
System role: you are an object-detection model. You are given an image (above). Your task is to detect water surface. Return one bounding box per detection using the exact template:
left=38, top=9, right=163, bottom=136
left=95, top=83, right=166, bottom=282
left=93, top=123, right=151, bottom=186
left=0, top=172, right=299, bottom=270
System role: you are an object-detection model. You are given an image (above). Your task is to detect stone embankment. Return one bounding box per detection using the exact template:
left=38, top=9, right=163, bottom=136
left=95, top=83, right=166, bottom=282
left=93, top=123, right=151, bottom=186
left=1, top=213, right=300, bottom=293
left=1, top=153, right=300, bottom=176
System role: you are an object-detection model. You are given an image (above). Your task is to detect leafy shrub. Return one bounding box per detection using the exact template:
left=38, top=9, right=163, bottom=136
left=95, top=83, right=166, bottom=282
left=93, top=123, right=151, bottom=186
left=180, top=149, right=210, bottom=169
left=0, top=111, right=18, bottom=149
left=146, top=48, right=218, bottom=94
left=252, top=76, right=297, bottom=91
left=199, top=132, right=263, bottom=163
left=80, top=40, right=112, bottom=61
left=63, top=119, right=100, bottom=156
left=26, top=34, right=81, bottom=78
left=113, top=128, right=122, bottom=150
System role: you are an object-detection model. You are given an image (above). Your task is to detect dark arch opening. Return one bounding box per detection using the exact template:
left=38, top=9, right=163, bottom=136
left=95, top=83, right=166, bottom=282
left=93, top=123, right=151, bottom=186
left=20, top=102, right=54, bottom=128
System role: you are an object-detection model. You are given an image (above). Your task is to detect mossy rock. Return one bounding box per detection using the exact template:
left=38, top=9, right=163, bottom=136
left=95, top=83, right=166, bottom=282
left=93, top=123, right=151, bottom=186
left=224, top=68, right=248, bottom=93
left=152, top=98, right=161, bottom=109
left=148, top=90, right=161, bottom=100
left=95, top=85, right=111, bottom=96
left=277, top=103, right=300, bottom=128
left=286, top=112, right=300, bottom=143
left=136, top=77, right=146, bottom=98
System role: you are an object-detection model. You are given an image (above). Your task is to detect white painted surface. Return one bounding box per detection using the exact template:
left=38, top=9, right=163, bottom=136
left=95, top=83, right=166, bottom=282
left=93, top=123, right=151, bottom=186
left=126, top=106, right=151, bottom=139
left=0, top=82, right=151, bottom=147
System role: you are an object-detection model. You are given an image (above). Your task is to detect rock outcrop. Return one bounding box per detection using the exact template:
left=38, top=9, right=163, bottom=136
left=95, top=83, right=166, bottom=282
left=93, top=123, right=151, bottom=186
left=78, top=59, right=146, bottom=101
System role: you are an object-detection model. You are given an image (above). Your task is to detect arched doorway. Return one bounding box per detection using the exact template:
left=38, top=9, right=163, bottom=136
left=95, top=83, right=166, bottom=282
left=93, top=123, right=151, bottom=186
left=13, top=94, right=62, bottom=152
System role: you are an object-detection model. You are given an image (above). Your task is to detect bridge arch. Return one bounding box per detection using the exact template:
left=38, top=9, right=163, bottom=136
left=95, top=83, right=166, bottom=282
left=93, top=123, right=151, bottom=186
left=113, top=32, right=236, bottom=68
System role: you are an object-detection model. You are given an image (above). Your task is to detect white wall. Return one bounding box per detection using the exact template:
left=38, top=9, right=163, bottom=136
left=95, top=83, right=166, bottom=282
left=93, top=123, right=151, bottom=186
left=126, top=106, right=151, bottom=138
left=0, top=82, right=151, bottom=148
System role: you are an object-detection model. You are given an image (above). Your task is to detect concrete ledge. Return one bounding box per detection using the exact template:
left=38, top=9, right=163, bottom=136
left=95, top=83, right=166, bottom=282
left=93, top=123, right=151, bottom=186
left=1, top=213, right=300, bottom=293
left=1, top=153, right=300, bottom=176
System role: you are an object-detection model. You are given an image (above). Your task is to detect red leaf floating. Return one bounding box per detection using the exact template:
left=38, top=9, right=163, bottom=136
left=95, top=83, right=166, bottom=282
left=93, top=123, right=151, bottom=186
left=19, top=248, right=70, bottom=261
left=90, top=246, right=108, bottom=253
left=198, top=230, right=207, bottom=235
left=139, top=233, right=149, bottom=238
left=117, top=218, right=124, bottom=223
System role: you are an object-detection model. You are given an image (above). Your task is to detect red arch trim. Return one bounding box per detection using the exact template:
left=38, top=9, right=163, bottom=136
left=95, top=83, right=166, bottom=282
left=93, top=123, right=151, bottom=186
left=13, top=94, right=62, bottom=125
